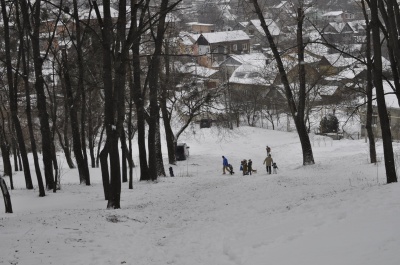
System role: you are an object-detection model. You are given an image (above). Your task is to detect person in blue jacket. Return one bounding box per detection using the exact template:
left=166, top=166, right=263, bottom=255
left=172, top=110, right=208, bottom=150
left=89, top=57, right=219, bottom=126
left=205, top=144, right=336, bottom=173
left=222, top=156, right=230, bottom=174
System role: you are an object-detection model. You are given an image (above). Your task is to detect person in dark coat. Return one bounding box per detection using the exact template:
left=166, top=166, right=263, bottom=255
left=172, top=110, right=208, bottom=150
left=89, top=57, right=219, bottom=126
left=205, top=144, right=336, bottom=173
left=169, top=166, right=175, bottom=177
left=242, top=159, right=248, bottom=175
left=266, top=145, right=271, bottom=156
left=228, top=164, right=234, bottom=175
left=247, top=159, right=253, bottom=175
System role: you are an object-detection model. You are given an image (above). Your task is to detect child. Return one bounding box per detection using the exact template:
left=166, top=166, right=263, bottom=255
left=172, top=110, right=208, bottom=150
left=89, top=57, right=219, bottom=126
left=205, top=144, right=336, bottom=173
left=247, top=159, right=253, bottom=175
left=272, top=162, right=278, bottom=174
left=266, top=145, right=271, bottom=156
left=228, top=164, right=234, bottom=175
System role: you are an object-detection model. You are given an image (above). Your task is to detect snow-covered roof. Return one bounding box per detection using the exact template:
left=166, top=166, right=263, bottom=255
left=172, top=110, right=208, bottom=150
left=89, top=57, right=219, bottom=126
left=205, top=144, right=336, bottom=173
left=319, top=85, right=338, bottom=96
left=196, top=30, right=250, bottom=44
left=229, top=63, right=274, bottom=86
left=238, top=22, right=249, bottom=28
left=226, top=53, right=268, bottom=67
left=187, top=22, right=215, bottom=26
left=179, top=63, right=218, bottom=78
left=347, top=20, right=366, bottom=33
left=322, top=53, right=357, bottom=67
left=327, top=22, right=346, bottom=33
left=272, top=1, right=288, bottom=9
left=249, top=19, right=280, bottom=36
left=79, top=5, right=119, bottom=20
left=336, top=67, right=365, bottom=80
left=322, top=11, right=344, bottom=17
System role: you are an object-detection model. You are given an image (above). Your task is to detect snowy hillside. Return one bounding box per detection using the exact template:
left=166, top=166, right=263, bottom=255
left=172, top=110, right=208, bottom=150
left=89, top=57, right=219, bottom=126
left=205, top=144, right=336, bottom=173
left=1, top=126, right=399, bottom=265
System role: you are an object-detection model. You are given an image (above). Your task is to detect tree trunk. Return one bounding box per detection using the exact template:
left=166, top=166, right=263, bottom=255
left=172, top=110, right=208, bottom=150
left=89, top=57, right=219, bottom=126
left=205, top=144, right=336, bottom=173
left=99, top=140, right=110, bottom=200
left=73, top=0, right=90, bottom=185
left=161, top=45, right=176, bottom=165
left=156, top=121, right=166, bottom=177
left=88, top=89, right=96, bottom=168
left=370, top=0, right=397, bottom=183
left=20, top=0, right=55, bottom=190
left=96, top=125, right=105, bottom=168
left=295, top=6, right=314, bottom=165
left=0, top=0, right=34, bottom=188
left=251, top=0, right=314, bottom=165
left=147, top=0, right=170, bottom=181
left=132, top=30, right=149, bottom=181
left=121, top=131, right=128, bottom=183
left=0, top=133, right=12, bottom=182
left=16, top=3, right=45, bottom=196
left=61, top=49, right=90, bottom=185
left=0, top=176, right=12, bottom=213
left=361, top=0, right=377, bottom=164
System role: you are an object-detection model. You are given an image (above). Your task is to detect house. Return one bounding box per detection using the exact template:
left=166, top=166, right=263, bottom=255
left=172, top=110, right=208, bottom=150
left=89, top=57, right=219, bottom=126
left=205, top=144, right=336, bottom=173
left=321, top=20, right=366, bottom=52
left=193, top=30, right=251, bottom=68
left=178, top=62, right=220, bottom=89
left=267, top=1, right=296, bottom=23
left=317, top=53, right=357, bottom=76
left=245, top=19, right=280, bottom=51
left=321, top=10, right=355, bottom=23
left=219, top=53, right=268, bottom=83
left=228, top=63, right=287, bottom=118
left=186, top=22, right=215, bottom=33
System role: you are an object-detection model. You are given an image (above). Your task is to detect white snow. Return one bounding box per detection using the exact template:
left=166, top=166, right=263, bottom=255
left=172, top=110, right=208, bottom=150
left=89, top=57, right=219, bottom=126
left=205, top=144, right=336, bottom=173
left=1, top=126, right=400, bottom=265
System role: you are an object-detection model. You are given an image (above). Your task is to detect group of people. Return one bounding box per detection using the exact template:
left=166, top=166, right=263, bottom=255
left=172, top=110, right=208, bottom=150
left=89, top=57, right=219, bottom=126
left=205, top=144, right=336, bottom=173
left=240, top=159, right=253, bottom=175
left=222, top=145, right=278, bottom=176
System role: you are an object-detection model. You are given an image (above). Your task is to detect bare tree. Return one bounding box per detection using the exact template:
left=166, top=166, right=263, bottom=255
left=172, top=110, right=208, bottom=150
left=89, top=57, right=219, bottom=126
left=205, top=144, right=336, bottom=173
left=19, top=0, right=56, bottom=189
left=370, top=0, right=397, bottom=183
left=1, top=0, right=33, bottom=189
left=251, top=0, right=315, bottom=165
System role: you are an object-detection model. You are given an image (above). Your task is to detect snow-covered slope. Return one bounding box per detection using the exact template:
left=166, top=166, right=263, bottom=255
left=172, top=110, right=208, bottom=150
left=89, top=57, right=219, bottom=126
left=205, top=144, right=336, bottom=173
left=1, top=126, right=399, bottom=265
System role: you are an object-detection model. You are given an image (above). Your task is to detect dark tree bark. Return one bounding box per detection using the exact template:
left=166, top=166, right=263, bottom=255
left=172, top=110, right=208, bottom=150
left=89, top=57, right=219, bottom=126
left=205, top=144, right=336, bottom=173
left=96, top=125, right=105, bottom=168
left=131, top=0, right=151, bottom=181
left=361, top=0, right=377, bottom=164
left=121, top=131, right=128, bottom=183
left=20, top=0, right=55, bottom=190
left=251, top=0, right=314, bottom=165
left=378, top=0, right=400, bottom=107
left=55, top=80, right=75, bottom=169
left=156, top=121, right=166, bottom=177
left=161, top=43, right=176, bottom=165
left=127, top=69, right=136, bottom=188
left=0, top=128, right=12, bottom=183
left=15, top=2, right=45, bottom=196
left=1, top=0, right=33, bottom=189
left=88, top=88, right=96, bottom=168
left=73, top=0, right=91, bottom=185
left=0, top=176, right=13, bottom=213
left=370, top=0, right=397, bottom=183
left=61, top=49, right=91, bottom=185
left=147, top=0, right=172, bottom=181
left=94, top=0, right=127, bottom=208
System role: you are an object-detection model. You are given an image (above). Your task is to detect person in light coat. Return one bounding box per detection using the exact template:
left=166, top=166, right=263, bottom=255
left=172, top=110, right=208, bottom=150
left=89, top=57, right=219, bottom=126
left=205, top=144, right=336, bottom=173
left=263, top=154, right=273, bottom=174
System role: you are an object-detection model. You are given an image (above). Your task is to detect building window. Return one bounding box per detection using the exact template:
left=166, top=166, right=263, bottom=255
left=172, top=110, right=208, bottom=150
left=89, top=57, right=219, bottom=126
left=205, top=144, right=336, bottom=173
left=233, top=44, right=237, bottom=51
left=243, top=43, right=248, bottom=50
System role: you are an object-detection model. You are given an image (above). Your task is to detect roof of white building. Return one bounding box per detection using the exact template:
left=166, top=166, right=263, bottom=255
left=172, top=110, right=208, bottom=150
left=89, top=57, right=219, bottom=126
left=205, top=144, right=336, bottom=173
left=196, top=30, right=250, bottom=44
left=322, top=11, right=344, bottom=17
left=249, top=19, right=280, bottom=36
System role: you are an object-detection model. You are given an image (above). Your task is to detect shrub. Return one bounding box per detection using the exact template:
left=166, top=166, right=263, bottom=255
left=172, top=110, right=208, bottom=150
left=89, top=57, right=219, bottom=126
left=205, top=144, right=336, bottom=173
left=320, top=114, right=339, bottom=133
